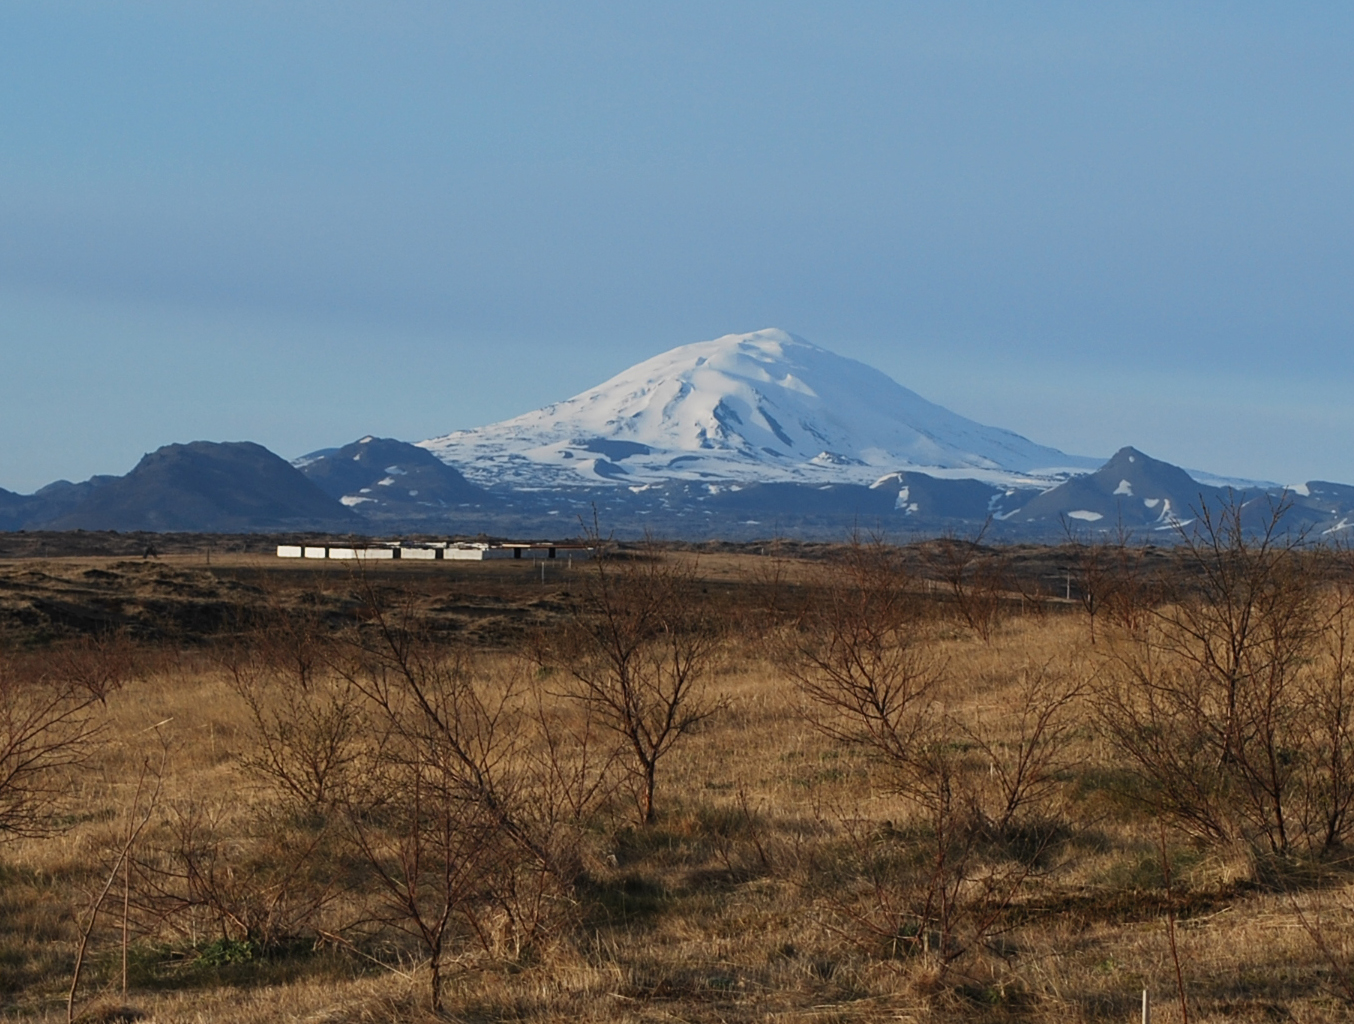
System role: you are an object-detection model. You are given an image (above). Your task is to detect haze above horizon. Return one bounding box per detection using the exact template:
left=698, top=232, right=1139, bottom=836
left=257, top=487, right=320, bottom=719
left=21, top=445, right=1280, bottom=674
left=3, top=3, right=1353, bottom=493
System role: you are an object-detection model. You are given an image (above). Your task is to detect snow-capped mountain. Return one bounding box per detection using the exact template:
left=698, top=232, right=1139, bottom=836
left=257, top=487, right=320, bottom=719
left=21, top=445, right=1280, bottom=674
left=421, top=329, right=1101, bottom=490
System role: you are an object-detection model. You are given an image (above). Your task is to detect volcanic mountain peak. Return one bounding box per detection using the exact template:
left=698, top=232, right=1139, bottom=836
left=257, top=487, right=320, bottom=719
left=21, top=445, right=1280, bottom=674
left=421, top=329, right=1100, bottom=489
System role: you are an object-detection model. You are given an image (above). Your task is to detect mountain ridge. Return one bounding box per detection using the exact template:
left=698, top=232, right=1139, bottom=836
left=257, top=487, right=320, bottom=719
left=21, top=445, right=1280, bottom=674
left=2, top=332, right=1349, bottom=539
left=2, top=442, right=1350, bottom=541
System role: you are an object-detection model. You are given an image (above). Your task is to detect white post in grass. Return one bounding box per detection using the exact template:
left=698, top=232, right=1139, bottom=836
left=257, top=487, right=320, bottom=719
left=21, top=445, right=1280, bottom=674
left=1141, top=988, right=1150, bottom=1024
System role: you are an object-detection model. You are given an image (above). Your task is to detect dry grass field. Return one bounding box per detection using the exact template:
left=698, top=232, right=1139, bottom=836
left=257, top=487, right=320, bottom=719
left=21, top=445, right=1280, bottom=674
left=1, top=520, right=1353, bottom=1023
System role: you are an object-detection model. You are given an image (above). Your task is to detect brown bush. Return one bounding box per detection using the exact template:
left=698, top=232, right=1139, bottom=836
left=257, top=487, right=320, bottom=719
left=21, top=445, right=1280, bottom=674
left=0, top=638, right=129, bottom=839
left=1098, top=497, right=1354, bottom=860
left=534, top=540, right=725, bottom=825
left=788, top=537, right=1079, bottom=985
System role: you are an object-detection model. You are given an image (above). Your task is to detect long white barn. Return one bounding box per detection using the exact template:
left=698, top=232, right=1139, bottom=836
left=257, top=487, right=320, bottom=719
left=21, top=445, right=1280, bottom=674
left=276, top=541, right=591, bottom=562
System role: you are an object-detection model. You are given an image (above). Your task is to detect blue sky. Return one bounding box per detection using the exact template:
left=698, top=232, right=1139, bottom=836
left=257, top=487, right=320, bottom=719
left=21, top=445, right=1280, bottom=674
left=2, top=2, right=1352, bottom=492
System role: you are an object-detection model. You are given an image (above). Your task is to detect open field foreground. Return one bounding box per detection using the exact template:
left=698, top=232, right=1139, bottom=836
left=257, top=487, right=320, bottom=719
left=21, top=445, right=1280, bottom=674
left=2, top=520, right=1354, bottom=1022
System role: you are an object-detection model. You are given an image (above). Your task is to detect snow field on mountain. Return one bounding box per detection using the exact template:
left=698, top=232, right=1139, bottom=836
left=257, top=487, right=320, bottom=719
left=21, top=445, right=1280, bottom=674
left=420, top=329, right=1099, bottom=490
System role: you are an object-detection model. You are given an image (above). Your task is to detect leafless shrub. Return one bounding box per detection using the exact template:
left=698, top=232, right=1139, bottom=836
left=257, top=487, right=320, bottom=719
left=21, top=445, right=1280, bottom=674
left=1097, top=496, right=1354, bottom=859
left=1302, top=574, right=1354, bottom=852
left=131, top=794, right=346, bottom=953
left=334, top=587, right=603, bottom=1010
left=516, top=686, right=620, bottom=874
left=740, top=537, right=809, bottom=644
left=1062, top=523, right=1118, bottom=644
left=534, top=539, right=725, bottom=825
left=117, top=620, right=385, bottom=970
left=1061, top=526, right=1161, bottom=642
left=252, top=603, right=327, bottom=692
left=790, top=537, right=1069, bottom=984
left=343, top=734, right=509, bottom=1011
left=0, top=641, right=126, bottom=839
left=46, top=632, right=138, bottom=704
left=926, top=520, right=1009, bottom=641
left=814, top=746, right=1043, bottom=985
left=788, top=535, right=941, bottom=768
left=220, top=632, right=370, bottom=813
left=957, top=664, right=1084, bottom=842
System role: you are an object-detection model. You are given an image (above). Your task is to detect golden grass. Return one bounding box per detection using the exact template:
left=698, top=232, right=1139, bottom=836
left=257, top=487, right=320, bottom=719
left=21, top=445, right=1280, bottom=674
left=1, top=588, right=1353, bottom=1022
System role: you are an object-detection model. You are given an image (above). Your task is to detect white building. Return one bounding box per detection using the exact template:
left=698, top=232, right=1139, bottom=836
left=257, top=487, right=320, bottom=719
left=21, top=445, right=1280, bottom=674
left=277, top=541, right=591, bottom=562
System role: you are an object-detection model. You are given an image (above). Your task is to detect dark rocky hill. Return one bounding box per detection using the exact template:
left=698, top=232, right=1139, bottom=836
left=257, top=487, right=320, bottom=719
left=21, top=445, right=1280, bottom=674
left=1286, top=481, right=1354, bottom=531
left=294, top=436, right=493, bottom=520
left=0, top=487, right=27, bottom=531
left=39, top=442, right=358, bottom=532
left=0, top=476, right=118, bottom=530
left=1008, top=447, right=1233, bottom=532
